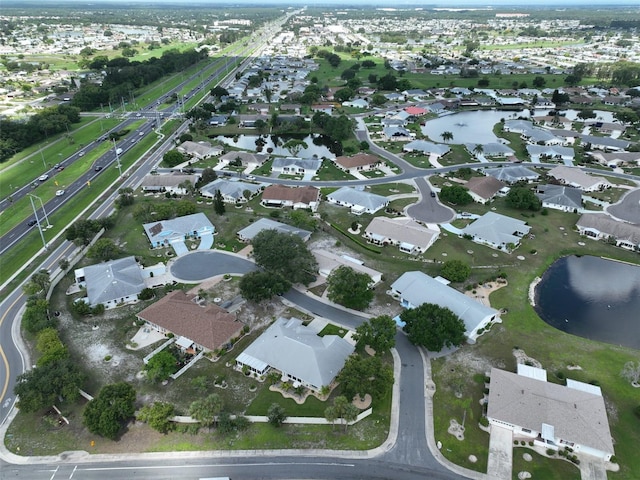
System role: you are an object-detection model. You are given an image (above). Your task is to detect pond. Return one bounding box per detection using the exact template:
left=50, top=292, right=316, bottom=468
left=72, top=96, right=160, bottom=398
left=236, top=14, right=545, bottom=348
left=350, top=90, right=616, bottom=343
left=421, top=109, right=529, bottom=144
left=212, top=134, right=337, bottom=159
left=534, top=255, right=640, bottom=349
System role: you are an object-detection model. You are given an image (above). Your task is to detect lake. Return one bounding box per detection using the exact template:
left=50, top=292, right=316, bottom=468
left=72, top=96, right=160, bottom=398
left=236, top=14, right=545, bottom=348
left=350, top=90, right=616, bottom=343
left=212, top=134, right=336, bottom=159
left=421, top=109, right=529, bottom=144
left=534, top=255, right=640, bottom=349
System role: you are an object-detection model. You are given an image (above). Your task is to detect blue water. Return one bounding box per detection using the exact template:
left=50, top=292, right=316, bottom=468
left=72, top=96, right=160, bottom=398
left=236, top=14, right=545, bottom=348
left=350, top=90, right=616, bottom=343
left=535, top=255, right=640, bottom=349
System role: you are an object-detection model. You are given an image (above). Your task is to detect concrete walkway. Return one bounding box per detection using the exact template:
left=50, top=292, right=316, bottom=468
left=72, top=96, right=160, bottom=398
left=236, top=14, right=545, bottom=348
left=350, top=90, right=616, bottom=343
left=579, top=455, right=608, bottom=480
left=486, top=425, right=513, bottom=480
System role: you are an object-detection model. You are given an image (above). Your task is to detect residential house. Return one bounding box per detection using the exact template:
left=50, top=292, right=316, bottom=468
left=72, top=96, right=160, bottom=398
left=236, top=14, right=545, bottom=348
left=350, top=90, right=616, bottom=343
left=464, top=143, right=514, bottom=158
left=326, top=187, right=388, bottom=215
left=237, top=217, right=312, bottom=243
left=363, top=217, right=439, bottom=255
left=74, top=256, right=145, bottom=308
left=487, top=365, right=614, bottom=461
left=383, top=126, right=413, bottom=141
left=536, top=184, right=582, bottom=212
left=177, top=141, right=223, bottom=160
left=579, top=135, right=630, bottom=152
left=587, top=151, right=640, bottom=168
left=271, top=157, right=322, bottom=177
left=140, top=173, right=198, bottom=194
left=465, top=176, right=506, bottom=204
left=402, top=140, right=450, bottom=158
left=208, top=115, right=228, bottom=126
left=461, top=211, right=531, bottom=251
left=260, top=185, right=320, bottom=211
left=342, top=98, right=369, bottom=109
left=235, top=317, right=355, bottom=392
left=333, top=153, right=381, bottom=175
left=548, top=166, right=611, bottom=192
left=484, top=166, right=539, bottom=184
left=219, top=151, right=268, bottom=169
left=200, top=178, right=263, bottom=203
left=576, top=213, right=640, bottom=251
left=390, top=271, right=500, bottom=343
left=313, top=249, right=382, bottom=285
left=527, top=145, right=575, bottom=164
left=143, top=212, right=215, bottom=255
left=137, top=290, right=242, bottom=353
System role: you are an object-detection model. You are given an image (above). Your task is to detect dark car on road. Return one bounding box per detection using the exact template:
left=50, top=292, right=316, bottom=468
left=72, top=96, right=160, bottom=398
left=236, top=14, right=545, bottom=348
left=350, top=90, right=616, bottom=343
left=27, top=219, right=37, bottom=227
left=430, top=191, right=436, bottom=197
left=94, top=165, right=103, bottom=172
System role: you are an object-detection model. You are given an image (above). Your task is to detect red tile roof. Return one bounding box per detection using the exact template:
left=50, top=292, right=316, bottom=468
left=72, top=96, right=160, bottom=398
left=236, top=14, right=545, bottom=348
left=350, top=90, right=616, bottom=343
left=261, top=185, right=320, bottom=204
left=334, top=153, right=380, bottom=169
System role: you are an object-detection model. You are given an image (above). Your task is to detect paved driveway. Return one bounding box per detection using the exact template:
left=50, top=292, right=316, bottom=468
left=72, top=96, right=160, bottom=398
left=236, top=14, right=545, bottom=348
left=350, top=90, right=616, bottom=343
left=606, top=187, right=640, bottom=224
left=579, top=455, right=608, bottom=480
left=486, top=425, right=512, bottom=480
left=406, top=177, right=456, bottom=224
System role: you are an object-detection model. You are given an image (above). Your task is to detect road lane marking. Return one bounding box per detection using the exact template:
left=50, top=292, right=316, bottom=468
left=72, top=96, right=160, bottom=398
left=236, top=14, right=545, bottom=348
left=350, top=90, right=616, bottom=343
left=83, top=462, right=355, bottom=471
left=48, top=466, right=59, bottom=480
left=0, top=294, right=23, bottom=405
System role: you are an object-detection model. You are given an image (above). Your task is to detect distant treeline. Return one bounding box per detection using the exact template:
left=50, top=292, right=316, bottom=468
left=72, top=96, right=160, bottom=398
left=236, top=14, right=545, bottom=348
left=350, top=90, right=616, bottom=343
left=0, top=105, right=80, bottom=164
left=70, top=49, right=208, bottom=111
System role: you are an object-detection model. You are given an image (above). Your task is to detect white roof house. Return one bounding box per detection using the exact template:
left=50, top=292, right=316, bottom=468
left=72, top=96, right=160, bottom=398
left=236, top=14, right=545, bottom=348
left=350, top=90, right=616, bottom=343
left=235, top=317, right=355, bottom=391
left=200, top=178, right=264, bottom=203
left=74, top=256, right=145, bottom=308
left=271, top=157, right=322, bottom=176
left=313, top=249, right=382, bottom=285
left=464, top=142, right=514, bottom=158
left=390, top=271, right=500, bottom=343
left=462, top=211, right=531, bottom=252
left=536, top=184, right=582, bottom=212
left=487, top=367, right=615, bottom=461
left=484, top=166, right=539, bottom=184
left=237, top=217, right=312, bottom=243
left=576, top=213, right=640, bottom=251
left=326, top=187, right=388, bottom=215
left=142, top=212, right=215, bottom=254
left=548, top=166, right=611, bottom=192
left=403, top=140, right=450, bottom=157
left=140, top=173, right=198, bottom=194
left=364, top=217, right=439, bottom=255
left=527, top=144, right=575, bottom=164
left=176, top=141, right=223, bottom=159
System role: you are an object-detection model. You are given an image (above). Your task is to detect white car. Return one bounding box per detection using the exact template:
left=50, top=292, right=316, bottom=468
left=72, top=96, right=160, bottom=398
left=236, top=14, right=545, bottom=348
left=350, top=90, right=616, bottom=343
left=39, top=174, right=49, bottom=181
left=55, top=189, right=65, bottom=196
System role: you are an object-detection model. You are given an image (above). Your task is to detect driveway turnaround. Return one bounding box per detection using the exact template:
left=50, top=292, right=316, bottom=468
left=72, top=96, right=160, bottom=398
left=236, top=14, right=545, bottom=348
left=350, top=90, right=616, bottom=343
left=606, top=187, right=640, bottom=224
left=406, top=177, right=456, bottom=224
left=486, top=425, right=513, bottom=480
left=170, top=250, right=256, bottom=281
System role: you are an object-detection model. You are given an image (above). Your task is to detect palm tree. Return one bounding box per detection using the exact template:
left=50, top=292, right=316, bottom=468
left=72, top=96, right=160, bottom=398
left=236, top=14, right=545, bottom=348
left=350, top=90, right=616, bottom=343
left=441, top=131, right=454, bottom=143
left=473, top=144, right=484, bottom=157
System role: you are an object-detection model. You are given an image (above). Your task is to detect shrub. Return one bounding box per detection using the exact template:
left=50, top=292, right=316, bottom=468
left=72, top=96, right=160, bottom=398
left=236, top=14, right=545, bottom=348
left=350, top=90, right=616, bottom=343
left=520, top=440, right=526, bottom=446
left=479, top=416, right=489, bottom=427
left=555, top=371, right=566, bottom=380
left=529, top=441, right=534, bottom=446
left=546, top=448, right=556, bottom=456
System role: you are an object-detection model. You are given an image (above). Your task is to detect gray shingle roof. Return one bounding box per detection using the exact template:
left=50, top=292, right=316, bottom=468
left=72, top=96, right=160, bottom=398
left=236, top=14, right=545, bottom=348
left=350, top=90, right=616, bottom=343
left=200, top=179, right=263, bottom=201
left=237, top=218, right=311, bottom=242
left=272, top=157, right=322, bottom=171
left=462, top=211, right=530, bottom=247
left=536, top=184, right=582, bottom=209
left=82, top=256, right=145, bottom=306
left=143, top=212, right=214, bottom=244
left=237, top=317, right=354, bottom=389
left=391, top=271, right=498, bottom=337
left=327, top=187, right=388, bottom=212
left=484, top=166, right=539, bottom=184
left=487, top=368, right=614, bottom=455
left=404, top=140, right=450, bottom=156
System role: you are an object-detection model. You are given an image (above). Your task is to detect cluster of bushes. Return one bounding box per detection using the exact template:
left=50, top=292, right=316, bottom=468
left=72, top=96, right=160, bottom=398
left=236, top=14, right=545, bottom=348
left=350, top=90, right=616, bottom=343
left=71, top=300, right=105, bottom=316
left=330, top=223, right=381, bottom=254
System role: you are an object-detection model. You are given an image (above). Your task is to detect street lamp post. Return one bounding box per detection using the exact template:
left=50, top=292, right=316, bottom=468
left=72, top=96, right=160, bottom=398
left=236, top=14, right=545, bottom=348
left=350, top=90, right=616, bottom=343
left=28, top=193, right=51, bottom=228
left=113, top=139, right=123, bottom=177
left=27, top=194, right=48, bottom=250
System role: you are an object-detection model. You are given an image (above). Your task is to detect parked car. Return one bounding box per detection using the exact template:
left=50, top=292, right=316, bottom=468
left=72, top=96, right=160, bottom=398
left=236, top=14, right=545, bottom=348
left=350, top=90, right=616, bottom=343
left=430, top=191, right=436, bottom=198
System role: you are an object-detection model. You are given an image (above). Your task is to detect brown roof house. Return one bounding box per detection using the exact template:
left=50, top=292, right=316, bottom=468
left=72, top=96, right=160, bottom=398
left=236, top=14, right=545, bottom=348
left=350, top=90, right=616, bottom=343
left=137, top=291, right=243, bottom=354
left=333, top=153, right=381, bottom=175
left=261, top=185, right=320, bottom=212
left=465, top=176, right=506, bottom=204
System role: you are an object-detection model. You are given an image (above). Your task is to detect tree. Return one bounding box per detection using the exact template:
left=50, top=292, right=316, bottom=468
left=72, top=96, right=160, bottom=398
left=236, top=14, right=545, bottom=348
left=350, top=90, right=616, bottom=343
left=401, top=303, right=466, bottom=352
left=22, top=298, right=56, bottom=334
left=213, top=190, right=226, bottom=215
left=354, top=315, right=397, bottom=355
left=289, top=210, right=317, bottom=231
left=551, top=89, right=570, bottom=105
left=267, top=403, right=287, bottom=427
left=83, top=382, right=136, bottom=439
left=252, top=230, right=318, bottom=286
left=210, top=85, right=229, bottom=100
left=14, top=357, right=84, bottom=412
left=337, top=354, right=393, bottom=402
left=441, top=131, right=454, bottom=143
left=441, top=260, right=471, bottom=283
left=36, top=328, right=68, bottom=367
left=137, top=402, right=175, bottom=434
left=577, top=109, right=596, bottom=121
left=532, top=76, right=546, bottom=88
left=472, top=144, right=484, bottom=157
left=324, top=405, right=338, bottom=430
left=23, top=269, right=51, bottom=296
left=439, top=185, right=473, bottom=205
left=327, top=395, right=359, bottom=432
left=59, top=258, right=70, bottom=272
left=197, top=167, right=218, bottom=188
left=239, top=270, right=291, bottom=303
left=282, top=139, right=308, bottom=157
left=189, top=393, right=223, bottom=428
left=87, top=238, right=121, bottom=261
left=506, top=187, right=541, bottom=211
left=327, top=266, right=374, bottom=311
left=145, top=350, right=176, bottom=383
left=162, top=149, right=185, bottom=168
left=621, top=361, right=640, bottom=386
left=115, top=187, right=134, bottom=208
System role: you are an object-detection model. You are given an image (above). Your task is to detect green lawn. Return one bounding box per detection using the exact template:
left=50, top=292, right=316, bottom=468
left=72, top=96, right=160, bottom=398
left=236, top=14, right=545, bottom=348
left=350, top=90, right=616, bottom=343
left=317, top=323, right=349, bottom=338
left=511, top=449, right=581, bottom=480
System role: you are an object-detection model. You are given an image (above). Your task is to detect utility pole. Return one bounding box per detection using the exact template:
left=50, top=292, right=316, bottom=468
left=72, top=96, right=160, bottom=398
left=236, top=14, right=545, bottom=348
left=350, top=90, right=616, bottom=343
left=28, top=193, right=51, bottom=228
left=113, top=139, right=123, bottom=177
left=28, top=194, right=48, bottom=250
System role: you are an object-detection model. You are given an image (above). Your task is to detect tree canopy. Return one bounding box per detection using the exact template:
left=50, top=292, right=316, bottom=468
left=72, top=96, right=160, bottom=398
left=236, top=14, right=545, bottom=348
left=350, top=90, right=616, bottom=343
left=337, top=354, right=393, bottom=402
left=239, top=270, right=290, bottom=303
left=83, top=382, right=136, bottom=439
left=441, top=260, right=471, bottom=283
left=189, top=393, right=223, bottom=428
left=162, top=149, right=185, bottom=168
left=401, top=303, right=466, bottom=352
left=137, top=402, right=175, bottom=434
left=505, top=187, right=541, bottom=211
left=353, top=315, right=397, bottom=355
left=145, top=350, right=177, bottom=383
left=267, top=403, right=287, bottom=427
left=327, top=266, right=374, bottom=311
left=439, top=185, right=473, bottom=205
left=251, top=230, right=318, bottom=286
left=87, top=238, right=121, bottom=262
